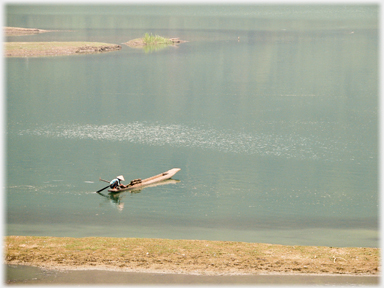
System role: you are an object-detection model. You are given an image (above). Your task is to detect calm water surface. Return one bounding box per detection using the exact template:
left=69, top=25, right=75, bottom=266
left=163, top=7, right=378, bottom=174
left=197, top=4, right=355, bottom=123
left=5, top=5, right=378, bottom=247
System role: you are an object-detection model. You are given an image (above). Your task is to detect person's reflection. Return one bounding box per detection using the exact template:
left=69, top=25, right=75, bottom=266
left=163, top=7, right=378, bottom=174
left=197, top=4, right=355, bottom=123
left=96, top=179, right=180, bottom=211
left=97, top=189, right=143, bottom=211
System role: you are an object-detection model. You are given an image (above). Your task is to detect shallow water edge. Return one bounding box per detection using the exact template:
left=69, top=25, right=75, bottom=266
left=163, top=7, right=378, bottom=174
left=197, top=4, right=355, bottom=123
left=5, top=264, right=380, bottom=285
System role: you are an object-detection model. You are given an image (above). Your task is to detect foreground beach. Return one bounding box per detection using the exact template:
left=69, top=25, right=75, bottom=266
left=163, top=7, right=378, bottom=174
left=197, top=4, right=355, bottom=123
left=5, top=236, right=380, bottom=277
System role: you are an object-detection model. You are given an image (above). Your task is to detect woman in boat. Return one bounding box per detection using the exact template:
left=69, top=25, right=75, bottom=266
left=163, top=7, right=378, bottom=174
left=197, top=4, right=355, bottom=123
left=109, top=175, right=126, bottom=190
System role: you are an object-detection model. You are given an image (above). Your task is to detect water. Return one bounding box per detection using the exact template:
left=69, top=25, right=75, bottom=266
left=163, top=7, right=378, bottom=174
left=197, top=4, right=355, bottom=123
left=5, top=4, right=378, bottom=248
left=5, top=265, right=380, bottom=285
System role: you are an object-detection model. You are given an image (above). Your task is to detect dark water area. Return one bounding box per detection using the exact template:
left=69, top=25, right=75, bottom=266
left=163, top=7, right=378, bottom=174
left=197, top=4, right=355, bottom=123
left=5, top=4, right=378, bottom=250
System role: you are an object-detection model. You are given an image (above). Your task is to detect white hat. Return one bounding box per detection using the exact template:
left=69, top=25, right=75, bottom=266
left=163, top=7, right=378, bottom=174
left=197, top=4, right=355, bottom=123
left=117, top=175, right=125, bottom=181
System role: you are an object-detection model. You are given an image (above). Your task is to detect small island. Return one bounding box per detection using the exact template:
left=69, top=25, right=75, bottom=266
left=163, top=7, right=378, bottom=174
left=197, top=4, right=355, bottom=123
left=124, top=33, right=186, bottom=51
left=5, top=28, right=185, bottom=56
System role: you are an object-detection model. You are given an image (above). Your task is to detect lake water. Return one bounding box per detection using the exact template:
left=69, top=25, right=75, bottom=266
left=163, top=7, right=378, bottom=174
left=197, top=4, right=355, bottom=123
left=5, top=4, right=379, bottom=248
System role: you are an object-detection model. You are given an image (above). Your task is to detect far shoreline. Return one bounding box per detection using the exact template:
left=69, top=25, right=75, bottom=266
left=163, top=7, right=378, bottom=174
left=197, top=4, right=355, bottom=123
left=4, top=26, right=56, bottom=36
left=5, top=42, right=122, bottom=57
left=4, top=27, right=121, bottom=57
left=5, top=27, right=187, bottom=56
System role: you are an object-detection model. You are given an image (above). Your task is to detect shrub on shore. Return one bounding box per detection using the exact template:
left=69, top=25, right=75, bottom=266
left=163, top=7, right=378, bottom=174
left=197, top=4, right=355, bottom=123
left=143, top=33, right=173, bottom=45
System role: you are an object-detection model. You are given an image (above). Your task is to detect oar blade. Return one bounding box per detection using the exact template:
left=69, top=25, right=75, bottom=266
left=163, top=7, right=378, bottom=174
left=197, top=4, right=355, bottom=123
left=96, top=184, right=110, bottom=193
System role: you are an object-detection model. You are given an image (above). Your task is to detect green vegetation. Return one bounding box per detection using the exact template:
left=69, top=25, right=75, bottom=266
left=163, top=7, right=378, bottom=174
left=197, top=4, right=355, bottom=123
left=143, top=33, right=173, bottom=45
left=124, top=33, right=182, bottom=53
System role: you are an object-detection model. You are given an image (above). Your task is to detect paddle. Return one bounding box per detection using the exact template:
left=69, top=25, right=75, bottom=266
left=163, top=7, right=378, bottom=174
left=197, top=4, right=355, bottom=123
left=99, top=178, right=110, bottom=183
left=96, top=184, right=111, bottom=193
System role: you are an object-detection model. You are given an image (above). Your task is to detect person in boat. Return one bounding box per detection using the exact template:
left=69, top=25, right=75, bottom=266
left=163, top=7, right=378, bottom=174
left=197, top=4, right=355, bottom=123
left=109, top=175, right=127, bottom=190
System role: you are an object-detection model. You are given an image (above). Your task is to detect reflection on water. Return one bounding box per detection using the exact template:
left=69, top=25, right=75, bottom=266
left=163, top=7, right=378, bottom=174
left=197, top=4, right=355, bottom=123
left=96, top=179, right=180, bottom=211
left=97, top=191, right=125, bottom=211
left=19, top=122, right=353, bottom=161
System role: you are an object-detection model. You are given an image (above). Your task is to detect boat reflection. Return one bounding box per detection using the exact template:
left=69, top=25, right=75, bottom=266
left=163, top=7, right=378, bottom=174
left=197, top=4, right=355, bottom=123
left=96, top=179, right=180, bottom=211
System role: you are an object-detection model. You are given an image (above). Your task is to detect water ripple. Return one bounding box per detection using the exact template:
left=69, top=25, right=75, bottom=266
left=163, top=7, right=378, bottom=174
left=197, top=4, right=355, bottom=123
left=18, top=122, right=347, bottom=160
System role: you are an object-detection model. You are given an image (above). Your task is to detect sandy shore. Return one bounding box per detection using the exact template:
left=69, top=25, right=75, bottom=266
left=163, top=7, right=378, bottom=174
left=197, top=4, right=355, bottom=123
left=5, top=26, right=122, bottom=57
left=5, top=27, right=188, bottom=56
left=4, top=26, right=54, bottom=36
left=5, top=42, right=122, bottom=57
left=5, top=236, right=380, bottom=277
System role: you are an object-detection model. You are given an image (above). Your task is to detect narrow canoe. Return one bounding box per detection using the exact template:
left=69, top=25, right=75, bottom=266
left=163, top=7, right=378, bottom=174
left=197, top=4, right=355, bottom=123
left=108, top=168, right=181, bottom=193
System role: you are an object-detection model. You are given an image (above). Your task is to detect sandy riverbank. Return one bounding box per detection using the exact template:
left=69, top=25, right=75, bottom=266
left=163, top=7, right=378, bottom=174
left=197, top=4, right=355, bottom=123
left=5, top=26, right=121, bottom=57
left=5, top=27, right=188, bottom=56
left=5, top=42, right=122, bottom=57
left=4, top=26, right=55, bottom=36
left=5, top=236, right=380, bottom=277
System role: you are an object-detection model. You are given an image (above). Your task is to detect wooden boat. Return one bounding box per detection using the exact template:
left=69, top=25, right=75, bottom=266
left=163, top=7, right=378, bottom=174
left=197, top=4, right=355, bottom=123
left=108, top=168, right=181, bottom=193
left=129, top=179, right=180, bottom=194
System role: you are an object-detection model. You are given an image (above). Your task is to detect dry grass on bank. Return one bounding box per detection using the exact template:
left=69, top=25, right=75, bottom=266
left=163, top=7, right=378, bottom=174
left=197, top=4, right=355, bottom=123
left=5, top=236, right=380, bottom=276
